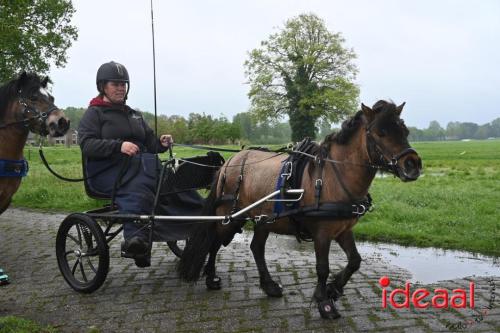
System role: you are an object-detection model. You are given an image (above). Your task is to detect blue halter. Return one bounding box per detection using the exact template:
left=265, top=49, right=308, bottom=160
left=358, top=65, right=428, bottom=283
left=0, top=159, right=29, bottom=177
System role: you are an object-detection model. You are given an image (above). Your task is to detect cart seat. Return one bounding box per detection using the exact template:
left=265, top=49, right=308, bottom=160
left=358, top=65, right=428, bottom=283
left=82, top=156, right=112, bottom=200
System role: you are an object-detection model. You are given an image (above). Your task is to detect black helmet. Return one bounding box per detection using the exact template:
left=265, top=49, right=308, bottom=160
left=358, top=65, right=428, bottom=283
left=96, top=61, right=129, bottom=93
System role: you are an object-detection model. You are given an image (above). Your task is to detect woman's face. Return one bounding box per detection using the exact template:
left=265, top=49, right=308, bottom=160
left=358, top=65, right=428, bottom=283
left=103, top=81, right=127, bottom=104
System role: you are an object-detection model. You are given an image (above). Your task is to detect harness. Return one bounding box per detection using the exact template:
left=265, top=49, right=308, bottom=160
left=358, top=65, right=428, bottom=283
left=212, top=138, right=375, bottom=242
left=0, top=159, right=29, bottom=177
left=271, top=138, right=373, bottom=241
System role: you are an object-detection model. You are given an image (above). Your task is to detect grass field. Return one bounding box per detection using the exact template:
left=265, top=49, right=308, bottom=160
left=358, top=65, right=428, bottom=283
left=11, top=140, right=500, bottom=256
left=0, top=316, right=58, bottom=333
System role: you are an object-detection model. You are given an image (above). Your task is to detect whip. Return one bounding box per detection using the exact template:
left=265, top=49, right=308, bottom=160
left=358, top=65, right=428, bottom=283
left=150, top=0, right=158, bottom=138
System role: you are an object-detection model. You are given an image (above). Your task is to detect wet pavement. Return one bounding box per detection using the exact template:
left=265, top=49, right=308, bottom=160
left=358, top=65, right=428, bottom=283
left=0, top=208, right=498, bottom=332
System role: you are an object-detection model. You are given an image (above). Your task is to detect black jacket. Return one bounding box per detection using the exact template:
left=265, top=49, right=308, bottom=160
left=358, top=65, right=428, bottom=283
left=78, top=103, right=167, bottom=159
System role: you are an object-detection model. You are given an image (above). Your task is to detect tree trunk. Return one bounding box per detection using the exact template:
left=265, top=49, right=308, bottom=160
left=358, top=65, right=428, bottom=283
left=289, top=108, right=316, bottom=142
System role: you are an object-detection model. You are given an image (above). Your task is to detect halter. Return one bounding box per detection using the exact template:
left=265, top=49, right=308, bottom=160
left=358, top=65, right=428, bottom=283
left=0, top=92, right=59, bottom=135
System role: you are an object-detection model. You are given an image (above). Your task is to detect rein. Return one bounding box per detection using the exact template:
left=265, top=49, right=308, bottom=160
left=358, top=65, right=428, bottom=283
left=38, top=144, right=87, bottom=182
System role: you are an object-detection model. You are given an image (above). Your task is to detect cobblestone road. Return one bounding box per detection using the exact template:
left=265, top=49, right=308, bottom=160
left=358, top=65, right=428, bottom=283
left=0, top=209, right=498, bottom=332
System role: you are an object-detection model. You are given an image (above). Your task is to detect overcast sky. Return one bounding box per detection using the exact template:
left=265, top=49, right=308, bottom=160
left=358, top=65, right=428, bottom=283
left=50, top=0, right=500, bottom=129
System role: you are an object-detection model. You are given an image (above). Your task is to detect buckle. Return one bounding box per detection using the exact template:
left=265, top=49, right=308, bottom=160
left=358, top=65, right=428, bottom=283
left=281, top=161, right=292, bottom=179
left=352, top=204, right=366, bottom=215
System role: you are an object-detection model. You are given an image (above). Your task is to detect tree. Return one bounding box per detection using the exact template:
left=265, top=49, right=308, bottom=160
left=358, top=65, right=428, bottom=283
left=424, top=121, right=446, bottom=141
left=0, top=0, right=78, bottom=82
left=244, top=13, right=359, bottom=141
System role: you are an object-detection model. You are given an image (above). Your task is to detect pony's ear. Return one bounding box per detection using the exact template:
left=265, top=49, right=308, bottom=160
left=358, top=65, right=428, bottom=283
left=16, top=71, right=28, bottom=91
left=396, top=102, right=406, bottom=115
left=18, top=71, right=28, bottom=83
left=41, top=76, right=51, bottom=88
left=361, top=103, right=375, bottom=121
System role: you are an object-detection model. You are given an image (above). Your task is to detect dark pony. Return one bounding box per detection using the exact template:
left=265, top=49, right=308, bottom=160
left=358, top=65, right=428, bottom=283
left=0, top=72, right=69, bottom=214
left=178, top=100, right=422, bottom=319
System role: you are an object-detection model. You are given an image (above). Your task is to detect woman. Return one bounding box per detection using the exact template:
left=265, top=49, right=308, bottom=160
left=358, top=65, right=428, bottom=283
left=78, top=61, right=172, bottom=267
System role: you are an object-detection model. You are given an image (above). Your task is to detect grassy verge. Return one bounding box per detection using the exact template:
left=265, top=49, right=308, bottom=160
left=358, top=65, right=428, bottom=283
left=0, top=316, right=57, bottom=333
left=11, top=140, right=500, bottom=256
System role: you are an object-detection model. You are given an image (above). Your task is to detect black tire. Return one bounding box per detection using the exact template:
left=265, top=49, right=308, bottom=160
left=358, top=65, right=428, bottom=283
left=56, top=213, right=109, bottom=293
left=167, top=240, right=186, bottom=258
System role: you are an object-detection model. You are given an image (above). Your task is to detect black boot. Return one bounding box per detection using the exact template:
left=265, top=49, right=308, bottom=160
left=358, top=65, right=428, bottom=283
left=121, top=236, right=151, bottom=267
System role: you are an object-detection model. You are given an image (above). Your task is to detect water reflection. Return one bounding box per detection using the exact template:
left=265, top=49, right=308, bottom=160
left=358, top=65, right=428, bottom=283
left=357, top=242, right=499, bottom=284
left=238, top=233, right=499, bottom=284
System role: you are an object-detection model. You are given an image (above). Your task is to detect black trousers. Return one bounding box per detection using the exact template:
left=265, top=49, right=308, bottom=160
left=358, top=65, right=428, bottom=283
left=87, top=153, right=158, bottom=240
left=87, top=153, right=205, bottom=242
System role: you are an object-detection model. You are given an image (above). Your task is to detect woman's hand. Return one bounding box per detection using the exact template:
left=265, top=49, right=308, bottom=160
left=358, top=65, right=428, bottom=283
left=160, top=134, right=173, bottom=148
left=121, top=141, right=139, bottom=156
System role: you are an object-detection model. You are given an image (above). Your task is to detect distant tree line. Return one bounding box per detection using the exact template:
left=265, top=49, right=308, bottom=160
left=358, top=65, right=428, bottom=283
left=63, top=107, right=499, bottom=145
left=408, top=119, right=500, bottom=141
left=63, top=107, right=291, bottom=145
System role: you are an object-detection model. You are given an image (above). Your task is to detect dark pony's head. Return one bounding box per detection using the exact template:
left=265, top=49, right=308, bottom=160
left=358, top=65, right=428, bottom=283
left=326, top=100, right=422, bottom=181
left=362, top=100, right=422, bottom=181
left=0, top=72, right=69, bottom=136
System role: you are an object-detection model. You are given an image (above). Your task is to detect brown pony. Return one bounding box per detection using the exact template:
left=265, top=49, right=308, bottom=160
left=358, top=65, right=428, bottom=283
left=179, top=100, right=422, bottom=319
left=0, top=72, right=69, bottom=214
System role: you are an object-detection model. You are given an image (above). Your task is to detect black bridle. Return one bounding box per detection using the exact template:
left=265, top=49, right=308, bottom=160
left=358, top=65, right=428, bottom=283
left=365, top=125, right=419, bottom=179
left=0, top=92, right=59, bottom=135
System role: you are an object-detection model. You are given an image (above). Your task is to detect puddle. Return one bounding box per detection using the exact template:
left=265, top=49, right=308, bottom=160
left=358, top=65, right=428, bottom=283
left=249, top=233, right=499, bottom=285
left=357, top=242, right=499, bottom=284
left=376, top=171, right=445, bottom=178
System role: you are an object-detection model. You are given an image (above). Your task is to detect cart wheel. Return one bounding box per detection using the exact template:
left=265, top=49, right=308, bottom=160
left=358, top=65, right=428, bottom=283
left=167, top=240, right=186, bottom=258
left=56, top=213, right=109, bottom=293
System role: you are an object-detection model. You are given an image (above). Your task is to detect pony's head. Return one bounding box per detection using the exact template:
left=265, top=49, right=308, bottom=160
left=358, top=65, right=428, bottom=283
left=361, top=100, right=422, bottom=181
left=0, top=72, right=70, bottom=137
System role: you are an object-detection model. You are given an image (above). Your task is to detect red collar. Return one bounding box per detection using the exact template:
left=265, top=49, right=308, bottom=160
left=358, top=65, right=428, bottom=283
left=89, top=97, right=113, bottom=107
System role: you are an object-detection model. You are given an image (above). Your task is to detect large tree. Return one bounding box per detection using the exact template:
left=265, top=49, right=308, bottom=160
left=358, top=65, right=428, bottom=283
left=244, top=13, right=359, bottom=141
left=0, top=0, right=78, bottom=82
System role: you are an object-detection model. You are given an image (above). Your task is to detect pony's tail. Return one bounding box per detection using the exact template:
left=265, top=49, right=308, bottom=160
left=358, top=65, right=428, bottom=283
left=178, top=171, right=219, bottom=281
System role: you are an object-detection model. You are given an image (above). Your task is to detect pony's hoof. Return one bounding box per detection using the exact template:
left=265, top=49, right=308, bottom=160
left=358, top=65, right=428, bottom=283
left=206, top=275, right=221, bottom=290
left=326, top=282, right=344, bottom=301
left=261, top=280, right=283, bottom=297
left=317, top=299, right=341, bottom=319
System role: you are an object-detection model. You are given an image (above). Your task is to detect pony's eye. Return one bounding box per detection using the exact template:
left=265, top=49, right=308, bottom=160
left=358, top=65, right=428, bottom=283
left=377, top=129, right=387, bottom=137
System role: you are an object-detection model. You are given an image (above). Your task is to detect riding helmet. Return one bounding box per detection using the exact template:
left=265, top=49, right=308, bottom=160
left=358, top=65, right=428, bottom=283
left=96, top=61, right=129, bottom=93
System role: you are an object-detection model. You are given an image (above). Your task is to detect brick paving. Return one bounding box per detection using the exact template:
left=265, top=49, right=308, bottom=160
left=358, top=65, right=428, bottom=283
left=0, top=208, right=498, bottom=332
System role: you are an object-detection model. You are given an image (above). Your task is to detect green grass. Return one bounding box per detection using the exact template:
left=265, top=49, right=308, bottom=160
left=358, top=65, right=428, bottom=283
left=11, top=140, right=500, bottom=256
left=0, top=316, right=57, bottom=333
left=355, top=139, right=500, bottom=256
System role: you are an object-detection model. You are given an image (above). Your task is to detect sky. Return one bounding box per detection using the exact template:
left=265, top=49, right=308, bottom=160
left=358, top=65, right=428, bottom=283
left=50, top=0, right=500, bottom=129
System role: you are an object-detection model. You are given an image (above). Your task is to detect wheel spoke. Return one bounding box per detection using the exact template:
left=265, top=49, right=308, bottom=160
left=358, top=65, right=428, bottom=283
left=64, top=250, right=74, bottom=258
left=67, top=234, right=80, bottom=246
left=75, top=224, right=83, bottom=245
left=71, top=257, right=80, bottom=275
left=86, top=257, right=97, bottom=274
left=79, top=260, right=88, bottom=282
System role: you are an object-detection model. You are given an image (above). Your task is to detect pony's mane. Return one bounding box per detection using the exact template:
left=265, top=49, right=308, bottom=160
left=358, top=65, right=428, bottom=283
left=324, top=100, right=397, bottom=145
left=0, top=73, right=44, bottom=118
